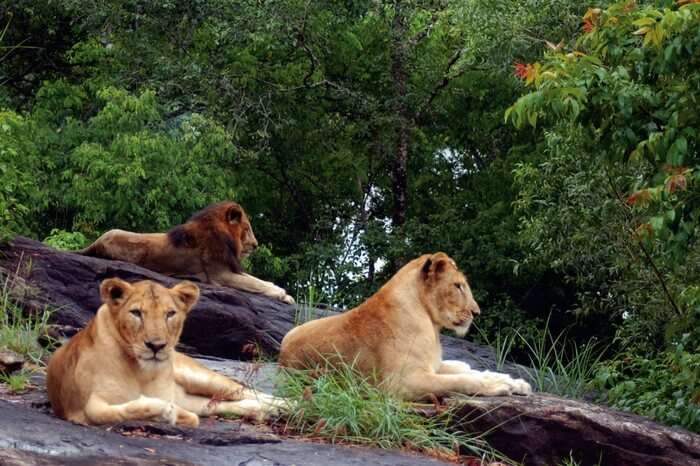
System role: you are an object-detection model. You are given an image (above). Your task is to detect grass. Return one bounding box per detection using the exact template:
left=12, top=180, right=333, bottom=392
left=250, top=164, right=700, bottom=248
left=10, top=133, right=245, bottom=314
left=474, top=325, right=517, bottom=372
left=558, top=451, right=603, bottom=466
left=293, top=285, right=320, bottom=326
left=475, top=316, right=604, bottom=399
left=516, top=317, right=604, bottom=399
left=0, top=370, right=32, bottom=393
left=0, top=265, right=55, bottom=388
left=274, top=357, right=509, bottom=464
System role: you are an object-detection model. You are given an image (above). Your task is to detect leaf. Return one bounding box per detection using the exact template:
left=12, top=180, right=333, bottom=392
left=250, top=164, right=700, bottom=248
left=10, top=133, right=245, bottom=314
left=649, top=216, right=665, bottom=233
left=528, top=110, right=538, bottom=127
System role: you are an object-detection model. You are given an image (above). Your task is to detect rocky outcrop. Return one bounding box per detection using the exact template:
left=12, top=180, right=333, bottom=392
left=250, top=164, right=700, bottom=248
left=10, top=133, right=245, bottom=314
left=450, top=393, right=700, bottom=466
left=0, top=236, right=295, bottom=360
left=0, top=398, right=451, bottom=466
left=2, top=237, right=700, bottom=466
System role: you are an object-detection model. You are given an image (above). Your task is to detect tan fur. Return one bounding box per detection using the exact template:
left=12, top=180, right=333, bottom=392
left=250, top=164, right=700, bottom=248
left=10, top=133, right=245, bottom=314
left=79, top=202, right=294, bottom=304
left=279, top=252, right=532, bottom=400
left=47, top=279, right=286, bottom=427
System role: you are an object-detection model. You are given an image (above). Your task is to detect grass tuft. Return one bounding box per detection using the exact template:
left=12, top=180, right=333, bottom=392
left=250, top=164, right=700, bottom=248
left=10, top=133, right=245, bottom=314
left=275, top=357, right=506, bottom=463
left=0, top=370, right=32, bottom=393
left=515, top=317, right=604, bottom=399
left=0, top=267, right=54, bottom=365
left=476, top=316, right=603, bottom=399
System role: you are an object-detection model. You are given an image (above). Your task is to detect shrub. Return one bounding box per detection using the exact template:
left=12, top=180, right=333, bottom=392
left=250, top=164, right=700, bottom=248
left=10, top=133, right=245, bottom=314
left=594, top=336, right=700, bottom=432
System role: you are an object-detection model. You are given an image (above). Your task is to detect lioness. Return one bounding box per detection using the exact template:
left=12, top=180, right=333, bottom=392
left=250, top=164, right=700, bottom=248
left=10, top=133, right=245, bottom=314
left=79, top=201, right=294, bottom=304
left=279, top=252, right=532, bottom=400
left=47, top=278, right=285, bottom=426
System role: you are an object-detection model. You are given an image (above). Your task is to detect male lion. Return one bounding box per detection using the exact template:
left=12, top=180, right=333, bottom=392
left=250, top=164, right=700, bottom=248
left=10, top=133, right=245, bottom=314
left=279, top=252, right=532, bottom=400
left=47, top=278, right=286, bottom=426
left=79, top=201, right=294, bottom=304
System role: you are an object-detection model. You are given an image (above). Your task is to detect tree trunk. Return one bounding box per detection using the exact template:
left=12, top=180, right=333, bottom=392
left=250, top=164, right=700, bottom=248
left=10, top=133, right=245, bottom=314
left=390, top=2, right=410, bottom=230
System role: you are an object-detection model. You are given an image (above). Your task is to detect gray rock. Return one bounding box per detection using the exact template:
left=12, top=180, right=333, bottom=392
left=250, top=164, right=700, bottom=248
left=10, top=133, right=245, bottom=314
left=0, top=348, right=25, bottom=375
left=450, top=393, right=700, bottom=466
left=0, top=399, right=451, bottom=466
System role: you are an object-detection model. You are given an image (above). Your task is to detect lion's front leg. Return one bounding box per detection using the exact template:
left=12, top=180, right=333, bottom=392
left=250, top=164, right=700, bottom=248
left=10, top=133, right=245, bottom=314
left=84, top=395, right=199, bottom=427
left=211, top=270, right=295, bottom=304
left=178, top=393, right=287, bottom=423
left=437, top=360, right=472, bottom=374
left=436, top=360, right=532, bottom=395
left=174, top=353, right=250, bottom=400
left=402, top=369, right=531, bottom=400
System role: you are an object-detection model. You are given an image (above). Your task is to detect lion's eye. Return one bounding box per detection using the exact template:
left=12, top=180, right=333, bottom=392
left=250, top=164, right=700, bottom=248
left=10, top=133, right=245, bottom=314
left=166, top=310, right=177, bottom=319
left=129, top=309, right=142, bottom=319
left=454, top=283, right=463, bottom=292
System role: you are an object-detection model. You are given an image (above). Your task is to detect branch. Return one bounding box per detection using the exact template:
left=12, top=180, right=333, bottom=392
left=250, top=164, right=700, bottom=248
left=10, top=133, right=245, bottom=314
left=416, top=47, right=476, bottom=121
left=603, top=166, right=683, bottom=317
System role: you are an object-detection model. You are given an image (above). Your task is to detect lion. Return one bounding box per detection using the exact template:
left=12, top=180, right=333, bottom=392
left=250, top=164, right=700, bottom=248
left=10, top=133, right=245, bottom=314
left=79, top=201, right=294, bottom=304
left=47, top=278, right=287, bottom=427
left=279, top=252, right=532, bottom=401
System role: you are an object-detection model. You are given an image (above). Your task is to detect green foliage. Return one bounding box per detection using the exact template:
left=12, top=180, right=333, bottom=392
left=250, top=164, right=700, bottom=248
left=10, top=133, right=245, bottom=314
left=507, top=0, right=700, bottom=258
left=594, top=335, right=700, bottom=432
left=507, top=1, right=700, bottom=351
left=0, top=80, right=238, bottom=239
left=43, top=229, right=87, bottom=251
left=276, top=359, right=500, bottom=462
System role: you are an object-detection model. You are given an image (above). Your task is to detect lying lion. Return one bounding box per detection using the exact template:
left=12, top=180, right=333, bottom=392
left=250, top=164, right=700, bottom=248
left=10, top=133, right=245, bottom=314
left=79, top=201, right=294, bottom=304
left=279, top=252, right=532, bottom=400
left=47, top=278, right=285, bottom=426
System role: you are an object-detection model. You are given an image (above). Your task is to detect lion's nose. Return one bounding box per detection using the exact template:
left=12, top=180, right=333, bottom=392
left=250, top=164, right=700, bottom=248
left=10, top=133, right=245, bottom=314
left=471, top=303, right=481, bottom=315
left=145, top=340, right=166, bottom=354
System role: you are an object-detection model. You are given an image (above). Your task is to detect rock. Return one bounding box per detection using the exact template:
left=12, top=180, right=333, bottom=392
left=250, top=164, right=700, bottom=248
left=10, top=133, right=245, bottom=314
left=0, top=236, right=296, bottom=360
left=0, top=348, right=24, bottom=375
left=0, top=399, right=453, bottom=466
left=450, top=393, right=700, bottom=466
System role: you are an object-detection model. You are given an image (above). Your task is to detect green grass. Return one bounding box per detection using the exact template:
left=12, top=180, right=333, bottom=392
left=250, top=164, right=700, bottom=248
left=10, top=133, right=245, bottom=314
left=0, top=268, right=54, bottom=365
left=516, top=318, right=604, bottom=399
left=293, top=285, right=320, bottom=326
left=476, top=316, right=604, bottom=399
left=0, top=370, right=32, bottom=393
left=275, top=357, right=508, bottom=463
left=474, top=325, right=517, bottom=372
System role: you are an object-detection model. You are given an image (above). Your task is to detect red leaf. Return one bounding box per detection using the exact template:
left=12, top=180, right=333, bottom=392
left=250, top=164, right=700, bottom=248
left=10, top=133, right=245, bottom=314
left=665, top=174, right=687, bottom=194
left=626, top=190, right=652, bottom=206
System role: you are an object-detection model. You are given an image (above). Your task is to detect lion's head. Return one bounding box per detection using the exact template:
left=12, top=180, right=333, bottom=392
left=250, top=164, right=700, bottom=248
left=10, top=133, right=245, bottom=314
left=99, top=278, right=200, bottom=366
left=168, top=201, right=258, bottom=273
left=418, top=252, right=480, bottom=337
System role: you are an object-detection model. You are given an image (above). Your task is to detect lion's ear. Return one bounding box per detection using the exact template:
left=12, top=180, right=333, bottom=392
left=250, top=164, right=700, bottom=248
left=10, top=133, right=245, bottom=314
left=171, top=281, right=200, bottom=312
left=421, top=253, right=449, bottom=278
left=100, top=278, right=133, bottom=307
left=226, top=204, right=243, bottom=224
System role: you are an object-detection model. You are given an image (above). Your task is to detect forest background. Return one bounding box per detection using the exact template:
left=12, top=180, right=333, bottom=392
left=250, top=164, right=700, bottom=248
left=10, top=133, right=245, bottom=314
left=1, top=0, right=699, bottom=432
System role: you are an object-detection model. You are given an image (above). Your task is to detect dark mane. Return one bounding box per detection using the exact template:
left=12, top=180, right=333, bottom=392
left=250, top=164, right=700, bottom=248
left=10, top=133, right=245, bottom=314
left=167, top=202, right=243, bottom=274
left=187, top=201, right=244, bottom=223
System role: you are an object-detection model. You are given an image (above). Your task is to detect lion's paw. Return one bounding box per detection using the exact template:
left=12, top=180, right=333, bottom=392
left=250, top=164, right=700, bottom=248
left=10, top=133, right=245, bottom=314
left=259, top=396, right=291, bottom=419
left=481, top=381, right=514, bottom=396
left=281, top=294, right=295, bottom=305
left=175, top=408, right=200, bottom=428
left=511, top=378, right=532, bottom=396
left=159, top=401, right=178, bottom=425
